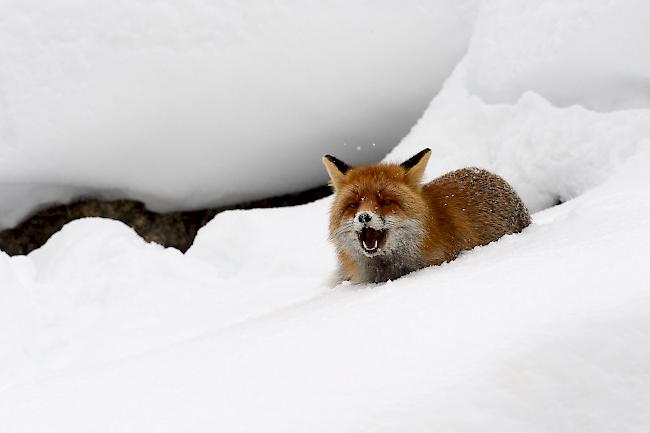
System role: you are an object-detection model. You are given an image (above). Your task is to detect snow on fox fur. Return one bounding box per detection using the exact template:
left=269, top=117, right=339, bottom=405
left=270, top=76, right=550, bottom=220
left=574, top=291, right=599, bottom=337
left=323, top=149, right=531, bottom=284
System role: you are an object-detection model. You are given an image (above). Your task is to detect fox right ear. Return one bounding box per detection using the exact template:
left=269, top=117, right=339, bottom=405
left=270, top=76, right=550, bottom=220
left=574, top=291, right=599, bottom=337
left=401, top=148, right=431, bottom=186
left=322, top=155, right=350, bottom=189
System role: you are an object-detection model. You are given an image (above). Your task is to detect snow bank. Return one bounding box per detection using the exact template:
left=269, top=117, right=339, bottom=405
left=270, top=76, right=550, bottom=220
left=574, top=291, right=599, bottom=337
left=0, top=203, right=335, bottom=388
left=464, top=0, right=650, bottom=111
left=387, top=0, right=650, bottom=212
left=1, top=145, right=649, bottom=433
left=0, top=0, right=477, bottom=228
left=2, top=1, right=650, bottom=432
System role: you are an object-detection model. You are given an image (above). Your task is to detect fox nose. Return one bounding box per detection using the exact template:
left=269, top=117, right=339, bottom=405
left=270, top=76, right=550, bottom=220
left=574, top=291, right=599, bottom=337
left=358, top=212, right=372, bottom=224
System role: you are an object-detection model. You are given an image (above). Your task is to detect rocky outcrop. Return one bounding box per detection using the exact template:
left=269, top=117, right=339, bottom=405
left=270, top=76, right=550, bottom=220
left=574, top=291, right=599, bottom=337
left=0, top=185, right=331, bottom=256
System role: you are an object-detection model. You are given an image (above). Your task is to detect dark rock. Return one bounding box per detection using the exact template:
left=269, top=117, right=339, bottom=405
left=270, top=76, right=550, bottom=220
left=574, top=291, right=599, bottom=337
left=0, top=185, right=332, bottom=256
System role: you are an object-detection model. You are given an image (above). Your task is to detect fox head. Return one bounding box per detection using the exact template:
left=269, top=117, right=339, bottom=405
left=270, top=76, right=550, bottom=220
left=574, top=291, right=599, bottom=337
left=322, top=148, right=431, bottom=263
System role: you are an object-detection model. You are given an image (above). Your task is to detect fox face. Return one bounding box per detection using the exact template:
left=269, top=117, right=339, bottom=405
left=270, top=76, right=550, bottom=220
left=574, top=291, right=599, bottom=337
left=323, top=149, right=432, bottom=283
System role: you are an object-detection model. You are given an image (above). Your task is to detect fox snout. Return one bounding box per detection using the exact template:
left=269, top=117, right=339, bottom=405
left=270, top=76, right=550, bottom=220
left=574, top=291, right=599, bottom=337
left=353, top=211, right=382, bottom=230
left=357, top=212, right=372, bottom=224
left=352, top=211, right=386, bottom=255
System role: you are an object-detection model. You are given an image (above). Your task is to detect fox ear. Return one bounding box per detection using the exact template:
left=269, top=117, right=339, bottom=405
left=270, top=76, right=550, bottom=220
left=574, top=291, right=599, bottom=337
left=401, top=148, right=431, bottom=185
left=322, top=154, right=350, bottom=189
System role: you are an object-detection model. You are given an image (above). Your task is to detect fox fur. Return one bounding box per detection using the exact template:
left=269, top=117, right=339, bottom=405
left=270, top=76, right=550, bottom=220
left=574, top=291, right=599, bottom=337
left=323, top=148, right=531, bottom=284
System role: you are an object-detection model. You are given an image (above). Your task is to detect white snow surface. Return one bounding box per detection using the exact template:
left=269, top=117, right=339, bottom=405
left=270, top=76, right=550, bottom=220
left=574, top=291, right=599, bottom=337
left=0, top=0, right=477, bottom=228
left=2, top=1, right=650, bottom=432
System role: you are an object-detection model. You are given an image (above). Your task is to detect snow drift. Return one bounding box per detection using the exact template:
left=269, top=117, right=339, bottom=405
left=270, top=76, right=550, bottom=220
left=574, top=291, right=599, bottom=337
left=2, top=0, right=650, bottom=432
left=387, top=0, right=650, bottom=212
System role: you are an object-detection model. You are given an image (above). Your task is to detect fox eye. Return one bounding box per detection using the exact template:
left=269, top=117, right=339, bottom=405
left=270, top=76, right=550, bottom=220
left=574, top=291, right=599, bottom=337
left=381, top=199, right=393, bottom=206
left=348, top=202, right=358, bottom=209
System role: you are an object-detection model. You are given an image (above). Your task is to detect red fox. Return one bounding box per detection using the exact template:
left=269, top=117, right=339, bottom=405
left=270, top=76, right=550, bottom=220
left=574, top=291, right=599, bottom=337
left=322, top=148, right=531, bottom=284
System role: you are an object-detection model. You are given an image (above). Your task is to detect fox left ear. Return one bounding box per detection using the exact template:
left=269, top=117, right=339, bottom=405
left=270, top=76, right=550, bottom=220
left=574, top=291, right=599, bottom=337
left=322, top=154, right=350, bottom=189
left=401, top=148, right=431, bottom=185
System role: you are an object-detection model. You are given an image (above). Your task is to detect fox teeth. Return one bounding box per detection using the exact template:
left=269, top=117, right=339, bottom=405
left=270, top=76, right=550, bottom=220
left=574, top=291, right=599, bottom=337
left=363, top=240, right=378, bottom=251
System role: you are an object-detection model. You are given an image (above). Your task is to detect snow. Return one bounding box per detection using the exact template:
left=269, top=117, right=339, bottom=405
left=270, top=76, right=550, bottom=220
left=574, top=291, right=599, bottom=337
left=463, top=0, right=650, bottom=111
left=0, top=0, right=477, bottom=228
left=2, top=152, right=650, bottom=432
left=2, top=0, right=650, bottom=432
left=387, top=0, right=650, bottom=212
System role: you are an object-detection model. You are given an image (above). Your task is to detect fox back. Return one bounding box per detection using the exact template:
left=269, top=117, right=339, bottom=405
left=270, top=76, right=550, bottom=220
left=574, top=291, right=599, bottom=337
left=323, top=149, right=531, bottom=284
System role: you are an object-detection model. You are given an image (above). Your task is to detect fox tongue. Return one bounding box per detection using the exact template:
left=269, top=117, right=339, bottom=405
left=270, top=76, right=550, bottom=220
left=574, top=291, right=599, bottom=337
left=362, top=228, right=381, bottom=250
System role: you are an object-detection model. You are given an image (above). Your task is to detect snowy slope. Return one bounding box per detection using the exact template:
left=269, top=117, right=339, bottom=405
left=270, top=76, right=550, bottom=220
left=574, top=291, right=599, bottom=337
left=387, top=0, right=650, bottom=213
left=2, top=1, right=650, bottom=432
left=1, top=147, right=649, bottom=433
left=0, top=0, right=477, bottom=228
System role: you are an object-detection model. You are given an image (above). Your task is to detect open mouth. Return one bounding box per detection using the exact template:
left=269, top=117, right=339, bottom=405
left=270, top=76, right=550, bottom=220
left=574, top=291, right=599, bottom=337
left=358, top=227, right=386, bottom=253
